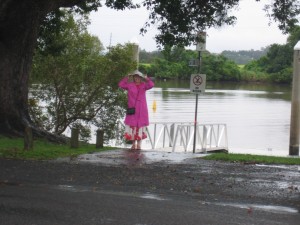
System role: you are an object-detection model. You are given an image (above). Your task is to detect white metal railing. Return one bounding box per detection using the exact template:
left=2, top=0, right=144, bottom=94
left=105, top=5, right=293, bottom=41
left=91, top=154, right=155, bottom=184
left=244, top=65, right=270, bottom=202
left=113, top=121, right=228, bottom=153
left=146, top=122, right=228, bottom=152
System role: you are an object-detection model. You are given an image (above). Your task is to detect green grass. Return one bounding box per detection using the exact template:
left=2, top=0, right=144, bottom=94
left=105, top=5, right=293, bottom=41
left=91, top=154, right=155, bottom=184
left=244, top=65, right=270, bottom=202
left=1, top=136, right=300, bottom=165
left=203, top=153, right=300, bottom=165
left=0, top=136, right=117, bottom=160
left=139, top=63, right=152, bottom=68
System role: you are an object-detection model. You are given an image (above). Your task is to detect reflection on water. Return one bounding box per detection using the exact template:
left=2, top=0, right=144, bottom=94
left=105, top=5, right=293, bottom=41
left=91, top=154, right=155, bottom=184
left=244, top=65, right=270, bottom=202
left=147, top=81, right=292, bottom=156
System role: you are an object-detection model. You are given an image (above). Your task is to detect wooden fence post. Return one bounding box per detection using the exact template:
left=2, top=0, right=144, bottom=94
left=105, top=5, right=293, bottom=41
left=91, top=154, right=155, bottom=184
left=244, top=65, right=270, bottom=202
left=70, top=128, right=79, bottom=148
left=96, top=129, right=104, bottom=148
left=24, top=126, right=33, bottom=151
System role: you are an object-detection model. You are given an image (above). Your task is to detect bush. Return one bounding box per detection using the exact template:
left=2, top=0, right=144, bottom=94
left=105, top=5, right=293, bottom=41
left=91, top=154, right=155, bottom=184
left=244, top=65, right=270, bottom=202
left=270, top=67, right=293, bottom=83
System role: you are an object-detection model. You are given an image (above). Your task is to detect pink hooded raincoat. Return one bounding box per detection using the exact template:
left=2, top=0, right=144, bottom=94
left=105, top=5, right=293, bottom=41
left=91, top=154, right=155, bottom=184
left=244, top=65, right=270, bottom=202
left=118, top=76, right=154, bottom=129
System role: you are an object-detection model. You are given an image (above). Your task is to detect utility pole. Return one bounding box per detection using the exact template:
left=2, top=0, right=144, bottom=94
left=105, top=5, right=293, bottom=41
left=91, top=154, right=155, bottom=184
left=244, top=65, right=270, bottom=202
left=289, top=41, right=300, bottom=156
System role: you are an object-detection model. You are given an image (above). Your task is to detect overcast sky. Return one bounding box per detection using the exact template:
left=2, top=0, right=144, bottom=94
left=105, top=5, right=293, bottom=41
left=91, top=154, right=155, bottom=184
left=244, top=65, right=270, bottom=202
left=88, top=0, right=288, bottom=53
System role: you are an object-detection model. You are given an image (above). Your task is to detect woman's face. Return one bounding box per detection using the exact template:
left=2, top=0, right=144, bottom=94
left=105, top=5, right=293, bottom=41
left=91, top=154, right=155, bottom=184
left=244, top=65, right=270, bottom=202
left=134, top=75, right=141, bottom=83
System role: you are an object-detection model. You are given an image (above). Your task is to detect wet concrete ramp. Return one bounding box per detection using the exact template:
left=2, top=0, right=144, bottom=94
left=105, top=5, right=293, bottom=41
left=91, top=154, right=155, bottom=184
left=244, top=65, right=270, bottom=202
left=73, top=149, right=207, bottom=165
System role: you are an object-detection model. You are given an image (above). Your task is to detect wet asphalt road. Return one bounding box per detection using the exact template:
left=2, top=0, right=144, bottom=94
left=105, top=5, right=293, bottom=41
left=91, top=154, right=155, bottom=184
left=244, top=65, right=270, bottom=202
left=1, top=183, right=298, bottom=225
left=0, top=149, right=300, bottom=225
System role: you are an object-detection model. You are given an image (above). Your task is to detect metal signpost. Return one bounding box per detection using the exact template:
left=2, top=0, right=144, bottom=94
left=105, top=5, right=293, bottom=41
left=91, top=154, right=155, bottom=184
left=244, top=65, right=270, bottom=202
left=190, top=31, right=207, bottom=153
left=190, top=74, right=206, bottom=153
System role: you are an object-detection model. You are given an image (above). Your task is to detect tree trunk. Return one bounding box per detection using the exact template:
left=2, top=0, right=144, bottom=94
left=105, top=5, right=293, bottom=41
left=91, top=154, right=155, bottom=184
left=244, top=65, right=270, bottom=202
left=0, top=0, right=75, bottom=142
left=0, top=1, right=39, bottom=135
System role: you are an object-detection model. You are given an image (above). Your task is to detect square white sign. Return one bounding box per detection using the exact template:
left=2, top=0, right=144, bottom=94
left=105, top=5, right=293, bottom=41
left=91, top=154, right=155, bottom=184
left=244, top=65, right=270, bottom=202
left=190, top=74, right=206, bottom=94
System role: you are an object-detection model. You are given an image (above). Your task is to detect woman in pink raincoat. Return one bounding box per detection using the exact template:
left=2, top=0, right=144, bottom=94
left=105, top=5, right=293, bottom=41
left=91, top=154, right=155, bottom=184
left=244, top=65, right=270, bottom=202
left=118, top=70, right=154, bottom=150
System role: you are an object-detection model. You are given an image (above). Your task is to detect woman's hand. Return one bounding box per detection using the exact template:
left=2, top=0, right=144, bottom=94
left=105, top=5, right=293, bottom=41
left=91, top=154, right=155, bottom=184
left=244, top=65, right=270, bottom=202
left=127, top=75, right=134, bottom=82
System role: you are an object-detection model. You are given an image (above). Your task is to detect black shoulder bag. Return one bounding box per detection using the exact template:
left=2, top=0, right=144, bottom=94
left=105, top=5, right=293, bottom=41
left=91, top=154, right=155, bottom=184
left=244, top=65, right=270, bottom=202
left=126, top=88, right=140, bottom=115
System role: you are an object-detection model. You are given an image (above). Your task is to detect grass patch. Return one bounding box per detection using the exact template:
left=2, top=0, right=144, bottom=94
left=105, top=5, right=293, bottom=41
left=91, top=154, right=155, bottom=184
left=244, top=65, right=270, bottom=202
left=139, top=63, right=152, bottom=68
left=203, top=153, right=300, bottom=165
left=0, top=136, right=117, bottom=160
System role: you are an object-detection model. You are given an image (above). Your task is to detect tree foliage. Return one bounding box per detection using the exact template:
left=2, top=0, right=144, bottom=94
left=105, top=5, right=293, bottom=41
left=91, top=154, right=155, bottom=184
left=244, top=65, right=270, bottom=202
left=30, top=12, right=134, bottom=142
left=139, top=49, right=163, bottom=63
left=243, top=25, right=300, bottom=83
left=140, top=46, right=197, bottom=79
left=202, top=54, right=241, bottom=81
left=140, top=46, right=240, bottom=81
left=35, top=0, right=300, bottom=49
left=141, top=0, right=300, bottom=48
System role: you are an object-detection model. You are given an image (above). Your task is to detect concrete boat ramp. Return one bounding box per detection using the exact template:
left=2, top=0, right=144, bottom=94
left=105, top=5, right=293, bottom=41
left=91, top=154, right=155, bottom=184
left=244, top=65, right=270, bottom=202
left=71, top=148, right=210, bottom=165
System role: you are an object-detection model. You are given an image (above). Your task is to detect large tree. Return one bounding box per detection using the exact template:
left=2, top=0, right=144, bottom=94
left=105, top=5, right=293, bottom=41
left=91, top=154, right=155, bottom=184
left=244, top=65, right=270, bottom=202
left=0, top=0, right=299, bottom=139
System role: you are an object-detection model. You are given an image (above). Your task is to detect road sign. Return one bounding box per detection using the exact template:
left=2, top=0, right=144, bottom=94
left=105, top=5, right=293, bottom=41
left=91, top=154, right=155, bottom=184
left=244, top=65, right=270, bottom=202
left=190, top=74, right=206, bottom=94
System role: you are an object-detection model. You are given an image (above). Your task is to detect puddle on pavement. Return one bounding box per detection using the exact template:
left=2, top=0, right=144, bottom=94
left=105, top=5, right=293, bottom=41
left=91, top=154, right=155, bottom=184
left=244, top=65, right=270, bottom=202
left=56, top=184, right=297, bottom=214
left=142, top=151, right=204, bottom=163
left=140, top=193, right=168, bottom=201
left=209, top=202, right=298, bottom=214
left=274, top=180, right=300, bottom=190
left=256, top=164, right=300, bottom=171
left=57, top=184, right=168, bottom=202
left=72, top=149, right=205, bottom=165
left=57, top=184, right=82, bottom=192
left=235, top=178, right=300, bottom=194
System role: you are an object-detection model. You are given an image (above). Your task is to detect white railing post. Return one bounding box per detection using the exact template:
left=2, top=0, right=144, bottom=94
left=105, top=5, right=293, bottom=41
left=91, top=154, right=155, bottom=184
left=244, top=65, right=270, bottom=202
left=169, top=123, right=175, bottom=147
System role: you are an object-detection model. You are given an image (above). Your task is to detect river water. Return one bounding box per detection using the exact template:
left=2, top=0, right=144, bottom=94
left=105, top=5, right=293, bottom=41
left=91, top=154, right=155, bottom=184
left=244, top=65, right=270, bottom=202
left=145, top=80, right=292, bottom=156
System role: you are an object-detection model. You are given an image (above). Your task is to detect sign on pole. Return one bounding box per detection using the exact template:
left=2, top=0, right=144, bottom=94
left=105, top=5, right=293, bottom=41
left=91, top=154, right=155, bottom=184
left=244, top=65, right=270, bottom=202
left=190, top=74, right=206, bottom=153
left=196, top=31, right=206, bottom=52
left=190, top=74, right=206, bottom=94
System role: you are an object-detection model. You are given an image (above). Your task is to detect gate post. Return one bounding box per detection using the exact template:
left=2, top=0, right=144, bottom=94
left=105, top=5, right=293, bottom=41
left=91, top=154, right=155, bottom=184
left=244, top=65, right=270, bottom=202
left=70, top=128, right=79, bottom=148
left=24, top=126, right=33, bottom=151
left=289, top=41, right=300, bottom=156
left=96, top=129, right=104, bottom=149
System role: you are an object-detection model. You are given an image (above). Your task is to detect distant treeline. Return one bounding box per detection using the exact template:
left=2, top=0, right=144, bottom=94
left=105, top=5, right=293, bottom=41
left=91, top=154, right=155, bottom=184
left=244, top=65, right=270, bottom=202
left=220, top=49, right=268, bottom=65
left=139, top=48, right=268, bottom=65
left=138, top=26, right=300, bottom=84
